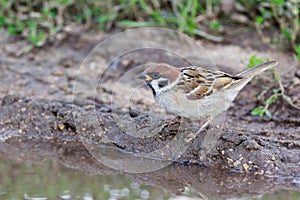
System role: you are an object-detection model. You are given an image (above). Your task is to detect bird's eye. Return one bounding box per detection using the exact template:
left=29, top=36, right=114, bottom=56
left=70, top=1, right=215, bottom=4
left=153, top=72, right=160, bottom=79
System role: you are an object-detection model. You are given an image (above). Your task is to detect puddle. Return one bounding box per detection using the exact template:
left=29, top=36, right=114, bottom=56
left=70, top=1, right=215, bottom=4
left=0, top=137, right=299, bottom=200
left=0, top=157, right=299, bottom=200
left=0, top=158, right=171, bottom=200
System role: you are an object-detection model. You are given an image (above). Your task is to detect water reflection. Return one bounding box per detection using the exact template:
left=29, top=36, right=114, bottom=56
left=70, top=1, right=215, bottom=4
left=0, top=159, right=170, bottom=200
left=0, top=137, right=299, bottom=200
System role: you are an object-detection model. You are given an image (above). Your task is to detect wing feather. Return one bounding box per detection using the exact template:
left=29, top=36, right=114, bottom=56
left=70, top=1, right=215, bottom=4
left=177, top=67, right=241, bottom=99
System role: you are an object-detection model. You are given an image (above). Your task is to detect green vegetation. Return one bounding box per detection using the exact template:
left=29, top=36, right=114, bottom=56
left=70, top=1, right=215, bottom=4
left=243, top=0, right=299, bottom=54
left=247, top=55, right=277, bottom=118
left=250, top=81, right=300, bottom=119
left=295, top=45, right=300, bottom=61
left=251, top=88, right=280, bottom=118
left=0, top=0, right=299, bottom=51
left=248, top=55, right=270, bottom=68
left=248, top=55, right=300, bottom=118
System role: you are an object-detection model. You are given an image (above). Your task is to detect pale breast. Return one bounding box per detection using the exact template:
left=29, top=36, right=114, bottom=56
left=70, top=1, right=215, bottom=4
left=155, top=88, right=240, bottom=119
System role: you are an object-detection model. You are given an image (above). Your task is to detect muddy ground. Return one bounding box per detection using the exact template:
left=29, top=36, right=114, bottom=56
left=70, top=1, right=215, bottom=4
left=0, top=26, right=299, bottom=191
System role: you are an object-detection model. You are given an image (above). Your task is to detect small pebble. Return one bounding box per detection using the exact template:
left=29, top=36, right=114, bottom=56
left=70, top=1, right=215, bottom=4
left=58, top=123, right=65, bottom=130
left=271, top=156, right=276, bottom=161
left=243, top=163, right=249, bottom=172
left=234, top=160, right=241, bottom=167
left=227, top=158, right=233, bottom=164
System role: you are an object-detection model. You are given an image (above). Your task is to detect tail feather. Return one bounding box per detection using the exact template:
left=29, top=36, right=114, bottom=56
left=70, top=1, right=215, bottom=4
left=236, top=61, right=278, bottom=78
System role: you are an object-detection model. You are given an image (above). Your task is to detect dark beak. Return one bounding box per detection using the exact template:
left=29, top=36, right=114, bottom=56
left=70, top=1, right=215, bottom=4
left=137, top=72, right=152, bottom=82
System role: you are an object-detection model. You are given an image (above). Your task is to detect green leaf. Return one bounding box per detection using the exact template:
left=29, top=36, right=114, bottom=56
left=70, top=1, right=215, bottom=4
left=265, top=95, right=278, bottom=106
left=248, top=55, right=265, bottom=68
left=210, top=21, right=221, bottom=30
left=251, top=107, right=264, bottom=117
left=117, top=20, right=160, bottom=28
left=151, top=11, right=165, bottom=25
left=29, top=31, right=45, bottom=46
left=281, top=29, right=292, bottom=42
left=295, top=45, right=300, bottom=61
left=129, top=0, right=138, bottom=5
left=255, top=16, right=263, bottom=25
left=191, top=0, right=198, bottom=18
left=270, top=0, right=284, bottom=6
left=0, top=15, right=6, bottom=27
left=97, top=15, right=108, bottom=29
left=55, top=0, right=73, bottom=5
left=7, top=25, right=18, bottom=35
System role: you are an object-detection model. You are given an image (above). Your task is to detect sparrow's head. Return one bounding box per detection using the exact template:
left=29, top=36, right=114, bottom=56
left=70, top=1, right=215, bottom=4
left=137, top=63, right=181, bottom=96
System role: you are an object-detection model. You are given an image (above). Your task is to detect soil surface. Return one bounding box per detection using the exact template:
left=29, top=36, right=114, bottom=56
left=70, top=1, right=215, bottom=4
left=0, top=27, right=299, bottom=196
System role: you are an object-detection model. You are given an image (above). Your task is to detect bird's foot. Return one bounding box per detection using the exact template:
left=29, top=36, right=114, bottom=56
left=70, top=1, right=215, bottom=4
left=159, top=116, right=181, bottom=132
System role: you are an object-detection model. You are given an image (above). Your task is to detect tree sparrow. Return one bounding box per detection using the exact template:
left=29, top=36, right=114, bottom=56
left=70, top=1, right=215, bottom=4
left=137, top=61, right=278, bottom=119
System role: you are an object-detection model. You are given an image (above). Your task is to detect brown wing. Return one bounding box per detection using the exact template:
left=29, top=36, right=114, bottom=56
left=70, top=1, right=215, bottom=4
left=177, top=66, right=241, bottom=100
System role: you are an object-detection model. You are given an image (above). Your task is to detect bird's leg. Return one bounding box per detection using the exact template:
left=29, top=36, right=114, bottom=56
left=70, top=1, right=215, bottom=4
left=159, top=116, right=181, bottom=132
left=199, top=113, right=225, bottom=158
left=184, top=118, right=211, bottom=143
left=167, top=115, right=181, bottom=126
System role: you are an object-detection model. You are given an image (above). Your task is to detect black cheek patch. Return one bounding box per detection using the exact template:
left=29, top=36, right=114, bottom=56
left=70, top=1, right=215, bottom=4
left=158, top=80, right=169, bottom=88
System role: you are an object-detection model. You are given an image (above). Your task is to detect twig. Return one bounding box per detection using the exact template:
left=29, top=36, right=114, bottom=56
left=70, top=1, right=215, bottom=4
left=192, top=28, right=223, bottom=42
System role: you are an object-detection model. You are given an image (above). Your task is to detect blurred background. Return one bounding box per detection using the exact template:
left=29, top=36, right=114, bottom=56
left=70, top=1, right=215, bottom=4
left=0, top=0, right=299, bottom=56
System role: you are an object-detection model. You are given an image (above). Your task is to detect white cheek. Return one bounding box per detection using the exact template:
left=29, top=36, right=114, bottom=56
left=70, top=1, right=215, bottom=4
left=151, top=81, right=160, bottom=92
left=151, top=76, right=181, bottom=94
left=150, top=78, right=168, bottom=93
